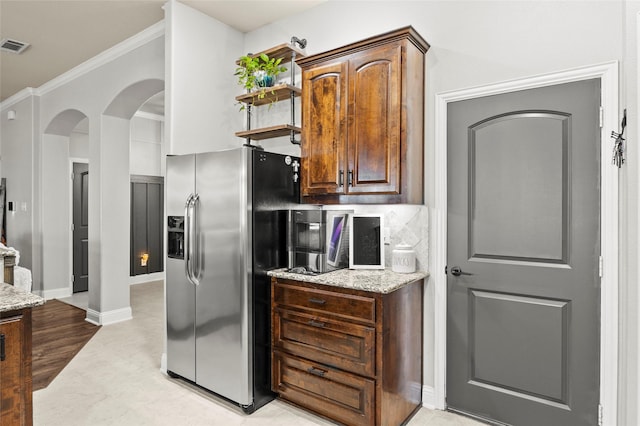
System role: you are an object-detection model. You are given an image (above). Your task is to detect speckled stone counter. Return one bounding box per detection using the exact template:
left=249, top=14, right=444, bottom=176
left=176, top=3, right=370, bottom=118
left=0, top=283, right=44, bottom=313
left=267, top=268, right=428, bottom=294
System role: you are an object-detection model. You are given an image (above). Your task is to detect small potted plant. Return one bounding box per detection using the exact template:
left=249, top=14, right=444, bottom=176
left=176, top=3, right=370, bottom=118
left=235, top=53, right=287, bottom=110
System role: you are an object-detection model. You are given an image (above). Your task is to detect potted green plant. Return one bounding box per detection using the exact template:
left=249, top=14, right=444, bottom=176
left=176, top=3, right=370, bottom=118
left=235, top=53, right=287, bottom=110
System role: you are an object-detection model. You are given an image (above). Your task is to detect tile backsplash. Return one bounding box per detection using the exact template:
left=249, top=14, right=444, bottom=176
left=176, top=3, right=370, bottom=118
left=325, top=204, right=429, bottom=272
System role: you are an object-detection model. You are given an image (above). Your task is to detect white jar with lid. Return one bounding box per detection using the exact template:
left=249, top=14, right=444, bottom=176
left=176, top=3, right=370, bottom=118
left=392, top=244, right=416, bottom=273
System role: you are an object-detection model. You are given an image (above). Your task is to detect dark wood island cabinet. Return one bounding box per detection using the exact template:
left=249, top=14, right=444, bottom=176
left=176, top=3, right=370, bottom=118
left=1, top=308, right=33, bottom=426
left=0, top=262, right=44, bottom=426
left=269, top=269, right=425, bottom=426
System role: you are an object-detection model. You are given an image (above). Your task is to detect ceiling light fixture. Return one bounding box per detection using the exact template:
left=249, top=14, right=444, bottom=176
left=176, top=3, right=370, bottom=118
left=1, top=38, right=30, bottom=54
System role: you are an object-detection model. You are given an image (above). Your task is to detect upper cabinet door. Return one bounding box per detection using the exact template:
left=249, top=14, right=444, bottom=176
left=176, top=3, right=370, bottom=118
left=301, top=61, right=348, bottom=196
left=347, top=43, right=401, bottom=195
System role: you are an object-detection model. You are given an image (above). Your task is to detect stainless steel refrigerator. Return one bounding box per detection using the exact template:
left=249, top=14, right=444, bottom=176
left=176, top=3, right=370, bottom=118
left=165, top=146, right=299, bottom=413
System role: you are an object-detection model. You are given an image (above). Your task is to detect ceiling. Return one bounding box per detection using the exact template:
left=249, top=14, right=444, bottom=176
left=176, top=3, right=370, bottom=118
left=0, top=0, right=326, bottom=104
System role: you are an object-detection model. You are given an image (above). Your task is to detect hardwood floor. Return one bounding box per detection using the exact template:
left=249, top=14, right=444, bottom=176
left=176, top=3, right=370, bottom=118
left=31, top=299, right=101, bottom=391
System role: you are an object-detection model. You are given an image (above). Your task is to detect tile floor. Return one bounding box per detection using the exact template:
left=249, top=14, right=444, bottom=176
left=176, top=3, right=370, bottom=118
left=35, top=281, right=484, bottom=425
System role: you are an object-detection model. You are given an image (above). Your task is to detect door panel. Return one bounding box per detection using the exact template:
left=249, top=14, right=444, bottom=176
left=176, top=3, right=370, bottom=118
left=348, top=43, right=401, bottom=194
left=447, top=79, right=600, bottom=426
left=301, top=62, right=347, bottom=196
left=469, top=112, right=568, bottom=263
left=470, top=290, right=568, bottom=404
left=72, top=163, right=89, bottom=293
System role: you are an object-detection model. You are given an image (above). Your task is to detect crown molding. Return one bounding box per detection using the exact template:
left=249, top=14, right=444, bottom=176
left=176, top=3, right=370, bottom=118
left=0, top=20, right=165, bottom=111
left=1, top=87, right=38, bottom=110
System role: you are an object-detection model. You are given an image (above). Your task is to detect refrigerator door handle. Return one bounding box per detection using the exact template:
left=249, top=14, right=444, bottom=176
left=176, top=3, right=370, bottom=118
left=184, top=194, right=193, bottom=283
left=184, top=194, right=199, bottom=285
left=191, top=193, right=201, bottom=283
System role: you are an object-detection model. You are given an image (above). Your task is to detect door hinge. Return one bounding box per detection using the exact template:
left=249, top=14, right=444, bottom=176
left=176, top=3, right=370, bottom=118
left=599, top=256, right=603, bottom=278
left=71, top=171, right=74, bottom=180
left=71, top=223, right=75, bottom=231
left=598, top=403, right=603, bottom=426
left=599, top=106, right=604, bottom=128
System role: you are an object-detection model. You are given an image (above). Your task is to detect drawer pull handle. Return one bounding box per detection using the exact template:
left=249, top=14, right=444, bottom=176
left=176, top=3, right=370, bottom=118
left=308, top=320, right=325, bottom=328
left=308, top=298, right=326, bottom=305
left=307, top=367, right=326, bottom=377
left=0, top=334, right=5, bottom=362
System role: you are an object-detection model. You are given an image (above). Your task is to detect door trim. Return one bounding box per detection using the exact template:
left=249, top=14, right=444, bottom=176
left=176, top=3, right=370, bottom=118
left=433, top=61, right=619, bottom=425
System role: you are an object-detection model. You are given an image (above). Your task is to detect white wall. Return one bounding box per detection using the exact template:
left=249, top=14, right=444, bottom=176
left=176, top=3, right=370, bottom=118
left=165, top=0, right=243, bottom=155
left=41, top=133, right=71, bottom=298
left=0, top=96, right=36, bottom=273
left=69, top=118, right=89, bottom=159
left=240, top=0, right=631, bottom=418
left=130, top=115, right=164, bottom=176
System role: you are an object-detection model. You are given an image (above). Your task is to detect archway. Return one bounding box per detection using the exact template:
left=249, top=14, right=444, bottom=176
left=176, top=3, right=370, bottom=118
left=41, top=109, right=89, bottom=302
left=84, top=78, right=165, bottom=324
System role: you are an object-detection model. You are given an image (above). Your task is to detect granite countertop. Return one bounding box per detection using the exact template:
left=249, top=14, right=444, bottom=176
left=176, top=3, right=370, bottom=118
left=267, top=267, right=428, bottom=294
left=0, top=283, right=44, bottom=313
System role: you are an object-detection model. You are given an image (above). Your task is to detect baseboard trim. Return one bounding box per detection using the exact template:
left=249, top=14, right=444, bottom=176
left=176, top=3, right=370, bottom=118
left=41, top=287, right=72, bottom=300
left=422, top=385, right=436, bottom=410
left=129, top=272, right=165, bottom=285
left=86, top=306, right=132, bottom=326
left=160, top=352, right=167, bottom=374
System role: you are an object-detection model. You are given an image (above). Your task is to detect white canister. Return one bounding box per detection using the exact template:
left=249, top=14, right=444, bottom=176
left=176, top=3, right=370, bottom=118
left=392, top=244, right=416, bottom=273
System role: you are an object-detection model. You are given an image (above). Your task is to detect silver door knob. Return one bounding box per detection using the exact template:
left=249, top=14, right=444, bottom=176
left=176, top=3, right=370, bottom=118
left=450, top=266, right=473, bottom=276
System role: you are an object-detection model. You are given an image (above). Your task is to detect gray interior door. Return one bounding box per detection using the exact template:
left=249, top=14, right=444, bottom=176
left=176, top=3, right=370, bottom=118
left=72, top=162, right=89, bottom=293
left=447, top=79, right=601, bottom=425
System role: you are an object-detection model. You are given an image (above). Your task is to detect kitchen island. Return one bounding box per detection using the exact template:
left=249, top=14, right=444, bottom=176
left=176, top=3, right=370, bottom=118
left=1, top=283, right=44, bottom=426
left=268, top=268, right=427, bottom=426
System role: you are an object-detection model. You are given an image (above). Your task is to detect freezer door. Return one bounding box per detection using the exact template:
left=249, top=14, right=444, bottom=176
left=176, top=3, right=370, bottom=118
left=166, top=154, right=196, bottom=381
left=194, top=148, right=252, bottom=405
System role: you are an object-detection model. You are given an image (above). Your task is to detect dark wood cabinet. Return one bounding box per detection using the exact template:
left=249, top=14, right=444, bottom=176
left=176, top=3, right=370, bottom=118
left=0, top=309, right=33, bottom=426
left=297, top=27, right=429, bottom=204
left=271, top=277, right=424, bottom=426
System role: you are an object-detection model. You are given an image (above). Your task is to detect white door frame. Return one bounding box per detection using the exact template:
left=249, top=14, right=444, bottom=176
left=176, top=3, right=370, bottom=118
left=432, top=61, right=619, bottom=425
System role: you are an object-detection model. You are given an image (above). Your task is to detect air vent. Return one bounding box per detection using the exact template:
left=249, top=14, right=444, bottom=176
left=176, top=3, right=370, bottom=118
left=1, top=38, right=30, bottom=54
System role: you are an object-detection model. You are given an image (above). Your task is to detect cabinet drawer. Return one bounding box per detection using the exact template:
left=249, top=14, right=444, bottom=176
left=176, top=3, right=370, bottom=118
left=273, top=350, right=374, bottom=426
left=274, top=309, right=375, bottom=377
left=274, top=282, right=376, bottom=324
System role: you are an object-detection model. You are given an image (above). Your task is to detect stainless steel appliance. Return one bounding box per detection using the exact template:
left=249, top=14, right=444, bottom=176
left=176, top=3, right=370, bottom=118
left=166, top=147, right=299, bottom=413
left=288, top=208, right=352, bottom=274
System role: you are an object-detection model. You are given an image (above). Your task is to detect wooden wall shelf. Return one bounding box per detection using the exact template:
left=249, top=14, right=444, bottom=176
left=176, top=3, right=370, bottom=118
left=235, top=43, right=306, bottom=66
left=235, top=125, right=301, bottom=141
left=236, top=40, right=306, bottom=144
left=235, top=84, right=301, bottom=107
